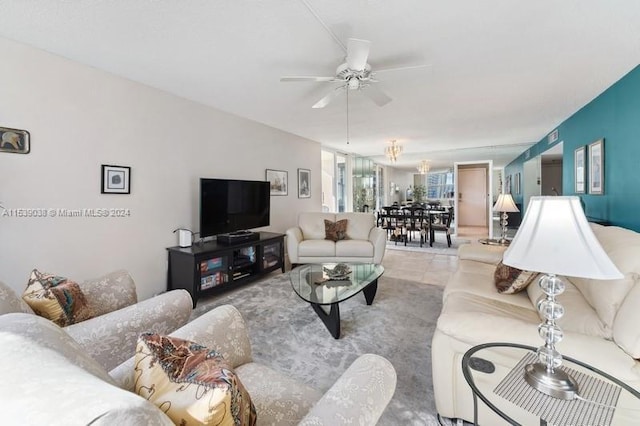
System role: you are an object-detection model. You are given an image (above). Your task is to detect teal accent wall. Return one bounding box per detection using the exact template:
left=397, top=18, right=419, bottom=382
left=505, top=65, right=640, bottom=231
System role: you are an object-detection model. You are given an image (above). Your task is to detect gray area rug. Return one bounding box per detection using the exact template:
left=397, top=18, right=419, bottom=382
left=192, top=272, right=445, bottom=426
left=386, top=237, right=470, bottom=256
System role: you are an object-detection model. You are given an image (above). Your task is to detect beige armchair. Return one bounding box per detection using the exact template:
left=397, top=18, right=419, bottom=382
left=1, top=304, right=397, bottom=425
left=0, top=270, right=193, bottom=370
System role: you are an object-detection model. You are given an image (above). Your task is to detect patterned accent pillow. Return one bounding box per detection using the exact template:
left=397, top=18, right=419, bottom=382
left=135, top=333, right=257, bottom=426
left=494, top=261, right=539, bottom=294
left=22, top=269, right=94, bottom=326
left=324, top=219, right=348, bottom=242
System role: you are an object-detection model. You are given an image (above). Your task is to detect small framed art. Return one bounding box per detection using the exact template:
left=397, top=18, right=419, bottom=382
left=588, top=138, right=604, bottom=195
left=298, top=168, right=310, bottom=198
left=266, top=169, right=288, bottom=196
left=574, top=146, right=586, bottom=194
left=0, top=126, right=30, bottom=154
left=101, top=165, right=131, bottom=194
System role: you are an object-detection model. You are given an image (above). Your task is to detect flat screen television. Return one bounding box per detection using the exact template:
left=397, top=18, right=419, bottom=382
left=200, top=178, right=270, bottom=238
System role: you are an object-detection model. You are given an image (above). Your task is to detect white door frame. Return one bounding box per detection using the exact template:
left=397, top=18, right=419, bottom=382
left=453, top=160, right=494, bottom=237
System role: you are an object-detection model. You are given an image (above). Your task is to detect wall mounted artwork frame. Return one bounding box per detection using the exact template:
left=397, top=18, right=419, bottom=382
left=266, top=169, right=288, bottom=196
left=297, top=168, right=310, bottom=198
left=514, top=173, right=521, bottom=195
left=505, top=175, right=512, bottom=194
left=0, top=126, right=30, bottom=154
left=588, top=138, right=604, bottom=195
left=101, top=165, right=131, bottom=194
left=574, top=146, right=586, bottom=194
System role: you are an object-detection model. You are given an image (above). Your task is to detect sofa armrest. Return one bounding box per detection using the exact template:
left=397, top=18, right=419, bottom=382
left=457, top=243, right=506, bottom=265
left=299, top=354, right=397, bottom=426
left=286, top=227, right=303, bottom=264
left=66, top=289, right=193, bottom=371
left=369, top=227, right=387, bottom=264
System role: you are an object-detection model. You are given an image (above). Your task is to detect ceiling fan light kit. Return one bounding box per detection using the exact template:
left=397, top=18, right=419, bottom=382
left=280, top=37, right=402, bottom=109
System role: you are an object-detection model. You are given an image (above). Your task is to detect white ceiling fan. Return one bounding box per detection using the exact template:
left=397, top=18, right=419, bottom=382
left=281, top=38, right=427, bottom=109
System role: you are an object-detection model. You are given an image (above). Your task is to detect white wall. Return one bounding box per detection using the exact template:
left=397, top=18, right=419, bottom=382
left=386, top=167, right=414, bottom=204
left=0, top=37, right=321, bottom=299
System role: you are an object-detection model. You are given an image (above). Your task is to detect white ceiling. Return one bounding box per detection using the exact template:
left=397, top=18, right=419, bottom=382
left=1, top=0, right=639, bottom=170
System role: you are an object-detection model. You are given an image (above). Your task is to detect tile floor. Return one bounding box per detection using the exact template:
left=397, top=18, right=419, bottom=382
left=382, top=226, right=495, bottom=287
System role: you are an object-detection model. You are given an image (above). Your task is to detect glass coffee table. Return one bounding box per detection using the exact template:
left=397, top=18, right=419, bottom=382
left=462, top=342, right=640, bottom=425
left=290, top=263, right=384, bottom=339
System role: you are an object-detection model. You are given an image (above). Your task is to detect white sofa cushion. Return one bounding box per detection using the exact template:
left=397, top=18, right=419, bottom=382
left=527, top=277, right=608, bottom=338
left=571, top=226, right=640, bottom=330
left=336, top=240, right=374, bottom=257
left=336, top=212, right=375, bottom=240
left=613, top=279, right=640, bottom=358
left=299, top=239, right=336, bottom=257
left=299, top=212, right=336, bottom=240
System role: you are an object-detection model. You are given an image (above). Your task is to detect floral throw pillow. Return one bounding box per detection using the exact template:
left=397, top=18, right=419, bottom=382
left=135, top=333, right=257, bottom=426
left=494, top=261, right=539, bottom=294
left=324, top=219, right=348, bottom=242
left=22, top=269, right=94, bottom=326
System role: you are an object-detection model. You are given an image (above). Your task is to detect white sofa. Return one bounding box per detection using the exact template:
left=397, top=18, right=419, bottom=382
left=432, top=223, right=640, bottom=424
left=286, top=212, right=386, bottom=265
left=0, top=304, right=397, bottom=425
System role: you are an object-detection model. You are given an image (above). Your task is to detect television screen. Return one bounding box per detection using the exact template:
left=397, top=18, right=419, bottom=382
left=200, top=178, right=270, bottom=238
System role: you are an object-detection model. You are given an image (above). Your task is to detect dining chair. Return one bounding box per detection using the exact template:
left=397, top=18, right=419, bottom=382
left=429, top=208, right=453, bottom=247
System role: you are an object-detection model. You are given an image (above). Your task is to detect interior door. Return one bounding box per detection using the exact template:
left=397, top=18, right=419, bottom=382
left=458, top=168, right=488, bottom=227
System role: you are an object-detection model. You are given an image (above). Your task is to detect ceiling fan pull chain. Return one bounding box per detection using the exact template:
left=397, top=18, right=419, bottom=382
left=346, top=88, right=350, bottom=144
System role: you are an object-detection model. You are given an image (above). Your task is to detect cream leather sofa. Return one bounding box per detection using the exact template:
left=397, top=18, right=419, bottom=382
left=286, top=212, right=386, bottom=265
left=0, top=304, right=397, bottom=425
left=432, top=223, right=640, bottom=424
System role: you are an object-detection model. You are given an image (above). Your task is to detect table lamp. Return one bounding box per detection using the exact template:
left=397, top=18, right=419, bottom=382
left=502, top=196, right=622, bottom=399
left=493, top=193, right=519, bottom=244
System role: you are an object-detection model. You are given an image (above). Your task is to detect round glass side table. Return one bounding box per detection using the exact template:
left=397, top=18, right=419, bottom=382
left=462, top=342, right=640, bottom=425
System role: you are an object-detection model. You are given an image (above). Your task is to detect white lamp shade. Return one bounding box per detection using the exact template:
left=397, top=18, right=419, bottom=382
left=493, top=193, right=520, bottom=213
left=503, top=196, right=623, bottom=279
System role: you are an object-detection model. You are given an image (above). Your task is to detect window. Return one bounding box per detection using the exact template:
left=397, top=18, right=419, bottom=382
left=427, top=171, right=454, bottom=199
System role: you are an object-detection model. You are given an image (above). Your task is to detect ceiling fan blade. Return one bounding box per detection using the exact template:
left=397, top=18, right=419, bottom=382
left=362, top=85, right=392, bottom=107
left=346, top=38, right=371, bottom=71
left=312, top=86, right=345, bottom=109
left=373, top=64, right=431, bottom=74
left=280, top=76, right=338, bottom=82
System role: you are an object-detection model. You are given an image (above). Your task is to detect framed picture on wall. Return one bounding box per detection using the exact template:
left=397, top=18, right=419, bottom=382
left=266, top=169, right=288, bottom=196
left=0, top=126, right=30, bottom=154
left=588, top=138, right=604, bottom=195
left=514, top=173, right=521, bottom=195
left=574, top=146, right=586, bottom=193
left=297, top=168, right=310, bottom=198
left=505, top=175, right=512, bottom=194
left=101, top=165, right=131, bottom=194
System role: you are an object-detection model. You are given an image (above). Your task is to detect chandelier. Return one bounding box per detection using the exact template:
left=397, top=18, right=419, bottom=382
left=417, top=160, right=430, bottom=174
left=385, top=140, right=403, bottom=163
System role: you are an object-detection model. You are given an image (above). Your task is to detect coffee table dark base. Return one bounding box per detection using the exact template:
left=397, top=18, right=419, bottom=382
left=309, top=279, right=378, bottom=339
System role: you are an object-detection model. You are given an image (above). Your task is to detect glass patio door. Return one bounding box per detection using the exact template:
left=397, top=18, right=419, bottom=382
left=321, top=150, right=348, bottom=212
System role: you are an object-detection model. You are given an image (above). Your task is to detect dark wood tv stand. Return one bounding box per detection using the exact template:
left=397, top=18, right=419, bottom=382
left=167, top=231, right=285, bottom=307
